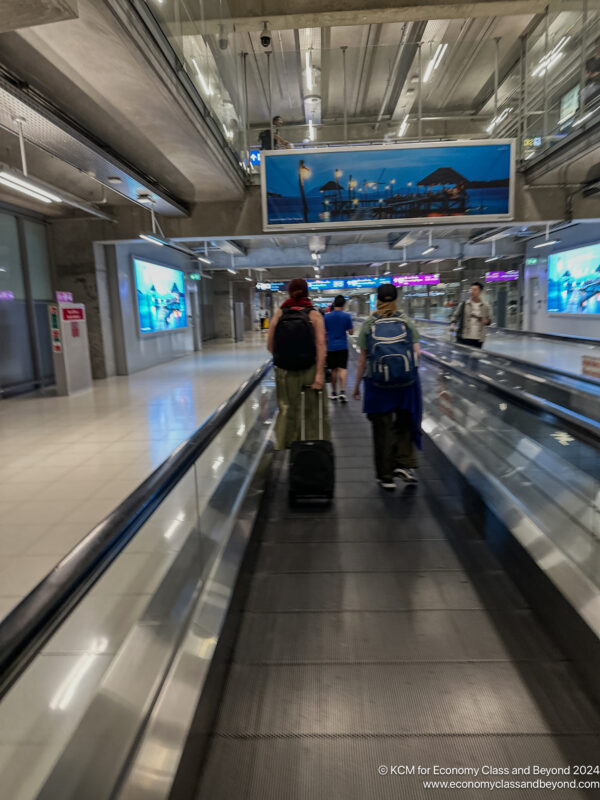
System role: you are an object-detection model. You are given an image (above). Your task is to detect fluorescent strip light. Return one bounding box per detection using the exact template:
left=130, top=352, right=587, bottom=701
left=485, top=256, right=499, bottom=263
left=573, top=107, right=599, bottom=127
left=0, top=175, right=52, bottom=204
left=0, top=174, right=61, bottom=204
left=139, top=234, right=165, bottom=246
left=424, top=43, right=447, bottom=83
left=245, top=276, right=253, bottom=282
left=0, top=171, right=63, bottom=202
left=227, top=268, right=236, bottom=274
left=531, top=36, right=570, bottom=78
left=191, top=58, right=213, bottom=96
left=196, top=255, right=212, bottom=265
left=398, top=261, right=408, bottom=267
left=398, top=114, right=409, bottom=137
left=305, top=51, right=313, bottom=90
left=533, top=239, right=559, bottom=249
left=422, top=246, right=436, bottom=255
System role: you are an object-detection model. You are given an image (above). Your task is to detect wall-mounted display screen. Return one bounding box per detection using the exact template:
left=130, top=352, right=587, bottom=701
left=547, top=244, right=600, bottom=314
left=262, top=140, right=514, bottom=231
left=133, top=258, right=187, bottom=333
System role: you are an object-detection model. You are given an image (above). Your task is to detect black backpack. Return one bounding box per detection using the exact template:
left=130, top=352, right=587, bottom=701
left=258, top=129, right=272, bottom=150
left=273, top=308, right=316, bottom=371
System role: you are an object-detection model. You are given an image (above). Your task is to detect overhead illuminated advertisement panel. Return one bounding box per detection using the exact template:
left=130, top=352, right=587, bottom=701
left=547, top=243, right=600, bottom=315
left=133, top=258, right=187, bottom=333
left=262, top=140, right=514, bottom=231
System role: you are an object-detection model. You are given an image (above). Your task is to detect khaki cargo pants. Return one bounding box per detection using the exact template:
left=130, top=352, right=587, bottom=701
left=274, top=365, right=331, bottom=450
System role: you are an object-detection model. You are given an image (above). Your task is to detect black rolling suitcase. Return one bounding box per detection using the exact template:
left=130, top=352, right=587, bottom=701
left=289, top=389, right=334, bottom=506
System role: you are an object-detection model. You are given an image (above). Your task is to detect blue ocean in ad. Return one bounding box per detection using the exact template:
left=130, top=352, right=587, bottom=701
left=547, top=244, right=600, bottom=315
left=264, top=144, right=512, bottom=226
left=134, top=258, right=188, bottom=333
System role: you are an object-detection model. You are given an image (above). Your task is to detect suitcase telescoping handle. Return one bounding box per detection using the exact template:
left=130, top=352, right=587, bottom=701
left=300, top=388, right=324, bottom=441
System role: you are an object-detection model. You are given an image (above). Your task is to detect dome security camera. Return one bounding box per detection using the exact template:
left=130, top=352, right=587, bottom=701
left=218, top=24, right=228, bottom=50
left=260, top=21, right=271, bottom=49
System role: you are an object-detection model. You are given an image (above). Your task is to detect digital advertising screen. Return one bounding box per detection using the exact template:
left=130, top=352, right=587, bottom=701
left=133, top=258, right=187, bottom=333
left=547, top=243, right=600, bottom=315
left=262, top=140, right=514, bottom=231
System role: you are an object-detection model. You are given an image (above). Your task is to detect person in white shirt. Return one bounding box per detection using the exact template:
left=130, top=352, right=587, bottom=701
left=449, top=282, right=492, bottom=348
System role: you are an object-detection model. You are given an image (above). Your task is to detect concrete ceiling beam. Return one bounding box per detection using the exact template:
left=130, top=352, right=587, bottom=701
left=170, top=0, right=550, bottom=35
left=0, top=0, right=78, bottom=33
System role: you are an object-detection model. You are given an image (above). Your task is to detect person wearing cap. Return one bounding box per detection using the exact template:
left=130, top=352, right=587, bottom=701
left=352, top=283, right=422, bottom=489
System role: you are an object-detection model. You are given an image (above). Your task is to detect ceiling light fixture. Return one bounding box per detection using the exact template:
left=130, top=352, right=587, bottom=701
left=191, top=57, right=213, bottom=96
left=423, top=43, right=448, bottom=83
left=573, top=106, right=599, bottom=127
left=305, top=51, right=313, bottom=91
left=139, top=233, right=165, bottom=246
left=532, top=36, right=570, bottom=78
left=485, top=240, right=499, bottom=262
left=308, top=119, right=315, bottom=141
left=421, top=230, right=437, bottom=256
left=0, top=170, right=62, bottom=203
left=227, top=268, right=236, bottom=274
left=533, top=223, right=559, bottom=249
left=486, top=107, right=513, bottom=134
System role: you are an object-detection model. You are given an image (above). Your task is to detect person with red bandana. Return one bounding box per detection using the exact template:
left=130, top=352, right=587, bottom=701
left=267, top=278, right=329, bottom=449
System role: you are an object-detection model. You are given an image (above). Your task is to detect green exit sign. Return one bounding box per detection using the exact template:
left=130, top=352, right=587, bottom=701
left=526, top=257, right=538, bottom=266
left=189, top=273, right=201, bottom=280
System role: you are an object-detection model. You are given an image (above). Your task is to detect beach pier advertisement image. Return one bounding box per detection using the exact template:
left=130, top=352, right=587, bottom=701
left=261, top=140, right=514, bottom=231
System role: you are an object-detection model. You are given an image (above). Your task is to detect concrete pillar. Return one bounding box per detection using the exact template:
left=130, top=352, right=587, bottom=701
left=213, top=273, right=234, bottom=339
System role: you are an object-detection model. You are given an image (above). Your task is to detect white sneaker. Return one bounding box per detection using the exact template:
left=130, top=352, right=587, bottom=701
left=329, top=393, right=338, bottom=401
left=394, top=467, right=418, bottom=484
left=378, top=479, right=396, bottom=491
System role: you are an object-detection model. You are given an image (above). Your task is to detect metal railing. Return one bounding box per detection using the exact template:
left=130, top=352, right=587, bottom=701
left=0, top=360, right=273, bottom=697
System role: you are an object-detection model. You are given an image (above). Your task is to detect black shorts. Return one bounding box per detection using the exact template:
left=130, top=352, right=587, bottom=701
left=327, top=349, right=349, bottom=370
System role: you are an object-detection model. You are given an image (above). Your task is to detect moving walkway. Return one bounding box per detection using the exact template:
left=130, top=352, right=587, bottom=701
left=0, top=354, right=599, bottom=799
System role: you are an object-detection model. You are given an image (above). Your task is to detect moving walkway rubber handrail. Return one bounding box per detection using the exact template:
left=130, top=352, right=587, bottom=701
left=414, top=317, right=600, bottom=346
left=417, top=329, right=600, bottom=390
left=420, top=348, right=600, bottom=448
left=0, top=360, right=273, bottom=697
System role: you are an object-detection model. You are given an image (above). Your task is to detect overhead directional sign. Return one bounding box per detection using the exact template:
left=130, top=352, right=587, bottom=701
left=255, top=275, right=440, bottom=291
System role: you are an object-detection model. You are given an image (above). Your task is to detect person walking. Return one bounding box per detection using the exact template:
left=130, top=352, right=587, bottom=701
left=259, top=115, right=292, bottom=150
left=268, top=278, right=329, bottom=449
left=352, top=283, right=422, bottom=490
left=449, top=281, right=491, bottom=348
left=324, top=294, right=354, bottom=403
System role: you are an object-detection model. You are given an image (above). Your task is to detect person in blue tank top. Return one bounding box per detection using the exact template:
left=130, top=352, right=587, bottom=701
left=324, top=295, right=354, bottom=403
left=352, top=283, right=422, bottom=491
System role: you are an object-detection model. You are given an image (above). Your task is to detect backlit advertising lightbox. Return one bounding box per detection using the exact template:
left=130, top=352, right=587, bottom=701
left=133, top=258, right=187, bottom=333
left=547, top=244, right=600, bottom=315
left=262, top=140, right=514, bottom=231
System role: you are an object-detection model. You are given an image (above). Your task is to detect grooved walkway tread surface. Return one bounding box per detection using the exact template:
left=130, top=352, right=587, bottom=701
left=195, top=394, right=600, bottom=799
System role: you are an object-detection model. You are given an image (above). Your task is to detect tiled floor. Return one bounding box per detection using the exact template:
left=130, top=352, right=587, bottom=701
left=0, top=335, right=269, bottom=618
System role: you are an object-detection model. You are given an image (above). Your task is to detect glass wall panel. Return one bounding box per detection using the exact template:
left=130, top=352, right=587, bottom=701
left=0, top=213, right=35, bottom=393
left=23, top=220, right=54, bottom=384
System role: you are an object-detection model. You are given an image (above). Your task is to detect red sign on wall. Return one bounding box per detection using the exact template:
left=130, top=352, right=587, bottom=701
left=62, top=307, right=85, bottom=322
